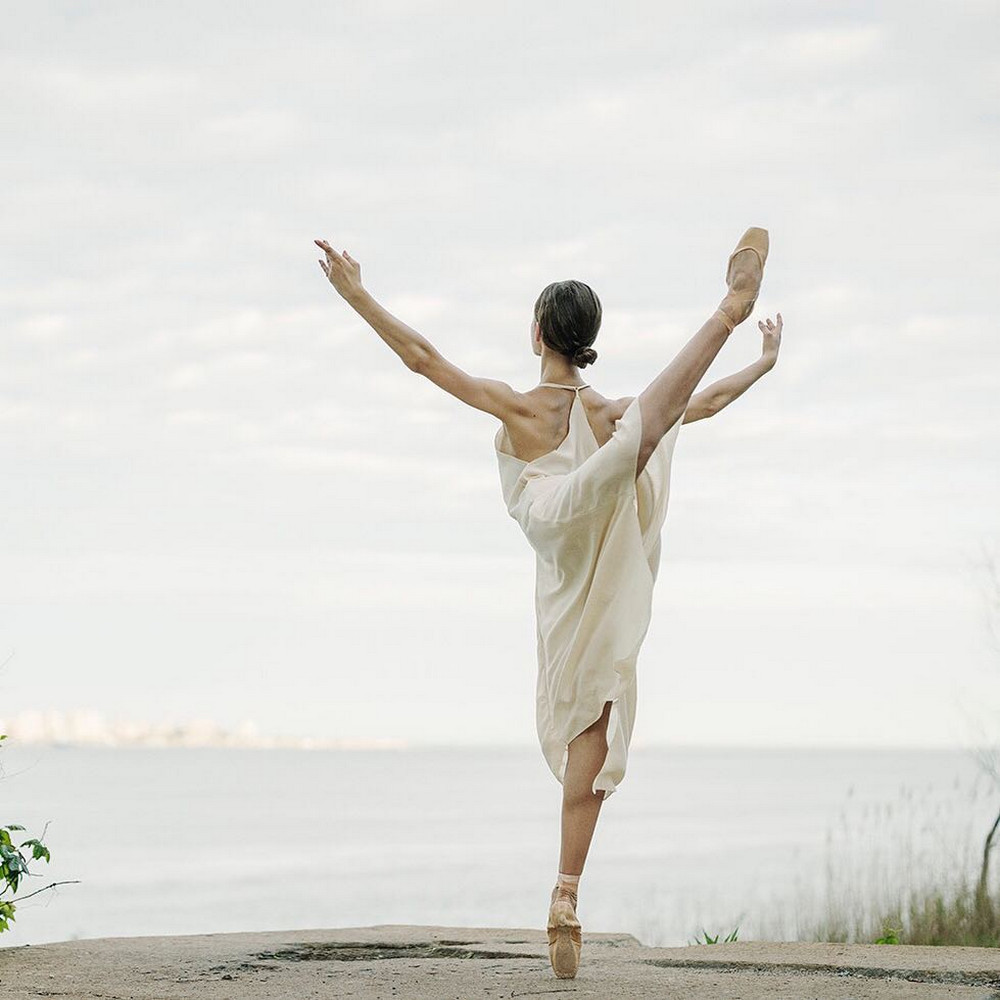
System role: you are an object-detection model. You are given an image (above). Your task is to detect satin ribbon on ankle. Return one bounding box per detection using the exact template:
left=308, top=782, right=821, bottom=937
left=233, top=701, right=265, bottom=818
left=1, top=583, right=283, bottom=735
left=715, top=307, right=737, bottom=332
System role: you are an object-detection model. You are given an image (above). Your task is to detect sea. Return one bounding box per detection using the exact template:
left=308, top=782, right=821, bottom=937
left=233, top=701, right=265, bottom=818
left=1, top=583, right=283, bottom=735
left=0, top=744, right=993, bottom=949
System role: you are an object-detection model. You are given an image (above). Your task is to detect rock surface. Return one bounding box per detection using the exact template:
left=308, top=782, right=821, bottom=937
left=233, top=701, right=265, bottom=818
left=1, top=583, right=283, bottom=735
left=2, top=924, right=999, bottom=998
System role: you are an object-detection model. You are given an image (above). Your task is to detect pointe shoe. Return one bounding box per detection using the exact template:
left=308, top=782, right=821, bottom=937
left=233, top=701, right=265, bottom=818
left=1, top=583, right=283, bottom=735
left=718, top=227, right=769, bottom=329
left=726, top=226, right=769, bottom=290
left=547, top=885, right=582, bottom=979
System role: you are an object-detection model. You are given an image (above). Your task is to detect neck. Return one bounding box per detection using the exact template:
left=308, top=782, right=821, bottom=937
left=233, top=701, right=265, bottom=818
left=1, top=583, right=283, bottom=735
left=538, top=349, right=583, bottom=386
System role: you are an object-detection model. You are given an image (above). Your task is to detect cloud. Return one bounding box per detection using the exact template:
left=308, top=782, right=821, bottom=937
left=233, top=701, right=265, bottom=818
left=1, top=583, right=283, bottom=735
left=0, top=1, right=995, bottom=745
left=773, top=25, right=884, bottom=66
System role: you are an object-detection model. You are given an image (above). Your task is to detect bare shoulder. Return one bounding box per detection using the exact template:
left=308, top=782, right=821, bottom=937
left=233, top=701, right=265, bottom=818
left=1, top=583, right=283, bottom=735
left=609, top=392, right=710, bottom=424
left=575, top=385, right=632, bottom=424
left=611, top=390, right=714, bottom=424
left=611, top=395, right=636, bottom=420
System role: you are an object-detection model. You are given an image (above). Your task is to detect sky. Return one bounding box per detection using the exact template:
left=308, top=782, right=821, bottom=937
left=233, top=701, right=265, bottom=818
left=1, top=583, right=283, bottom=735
left=1, top=1, right=998, bottom=748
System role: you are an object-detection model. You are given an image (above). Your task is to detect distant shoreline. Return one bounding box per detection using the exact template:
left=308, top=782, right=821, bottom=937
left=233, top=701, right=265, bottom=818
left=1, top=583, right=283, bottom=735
left=0, top=711, right=408, bottom=750
left=3, top=735, right=974, bottom=752
left=2, top=736, right=410, bottom=751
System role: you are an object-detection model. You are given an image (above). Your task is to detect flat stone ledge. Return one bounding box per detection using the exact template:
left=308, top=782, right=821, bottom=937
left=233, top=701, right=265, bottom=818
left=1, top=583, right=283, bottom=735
left=1, top=924, right=998, bottom=999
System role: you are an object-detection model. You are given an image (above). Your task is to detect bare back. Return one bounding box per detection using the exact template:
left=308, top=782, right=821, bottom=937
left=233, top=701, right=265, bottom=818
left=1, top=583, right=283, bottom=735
left=500, top=385, right=631, bottom=466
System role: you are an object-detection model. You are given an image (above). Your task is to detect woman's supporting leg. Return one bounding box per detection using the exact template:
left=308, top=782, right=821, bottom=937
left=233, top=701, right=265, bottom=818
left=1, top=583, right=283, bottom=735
left=558, top=700, right=613, bottom=877
left=634, top=245, right=764, bottom=478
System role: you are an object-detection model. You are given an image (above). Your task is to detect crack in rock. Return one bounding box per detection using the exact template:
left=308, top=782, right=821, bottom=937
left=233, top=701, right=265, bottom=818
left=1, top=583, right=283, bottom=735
left=237, top=941, right=542, bottom=964
left=642, top=957, right=1000, bottom=989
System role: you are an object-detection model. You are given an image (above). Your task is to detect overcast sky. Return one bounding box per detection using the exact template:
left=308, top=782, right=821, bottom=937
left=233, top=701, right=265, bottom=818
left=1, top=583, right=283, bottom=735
left=2, top=1, right=998, bottom=748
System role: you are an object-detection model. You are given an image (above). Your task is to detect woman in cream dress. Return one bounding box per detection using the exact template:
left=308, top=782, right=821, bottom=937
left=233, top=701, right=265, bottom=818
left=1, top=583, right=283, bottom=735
left=315, top=228, right=779, bottom=979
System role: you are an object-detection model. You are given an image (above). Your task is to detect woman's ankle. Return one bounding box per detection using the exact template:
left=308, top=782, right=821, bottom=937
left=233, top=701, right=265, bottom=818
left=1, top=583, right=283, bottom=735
left=554, top=870, right=580, bottom=902
left=718, top=291, right=754, bottom=328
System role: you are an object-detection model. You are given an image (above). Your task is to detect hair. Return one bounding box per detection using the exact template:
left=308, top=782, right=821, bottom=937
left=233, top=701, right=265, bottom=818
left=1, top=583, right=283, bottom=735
left=533, top=279, right=601, bottom=368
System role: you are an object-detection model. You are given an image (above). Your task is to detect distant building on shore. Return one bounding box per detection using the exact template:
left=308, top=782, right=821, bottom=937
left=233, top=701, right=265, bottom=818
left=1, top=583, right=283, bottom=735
left=0, top=709, right=406, bottom=750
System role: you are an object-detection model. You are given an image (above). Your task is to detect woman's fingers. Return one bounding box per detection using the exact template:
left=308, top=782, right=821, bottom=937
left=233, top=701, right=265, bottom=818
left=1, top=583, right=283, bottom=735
left=314, top=238, right=342, bottom=261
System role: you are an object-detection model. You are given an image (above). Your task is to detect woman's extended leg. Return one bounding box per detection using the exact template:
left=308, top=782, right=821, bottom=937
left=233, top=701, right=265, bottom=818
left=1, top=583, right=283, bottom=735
left=558, top=700, right=613, bottom=878
left=635, top=236, right=766, bottom=477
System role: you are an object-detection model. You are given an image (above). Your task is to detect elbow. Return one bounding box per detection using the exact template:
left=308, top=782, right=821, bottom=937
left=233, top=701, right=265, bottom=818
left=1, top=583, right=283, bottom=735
left=404, top=348, right=430, bottom=373
left=686, top=397, right=721, bottom=422
left=407, top=345, right=442, bottom=375
left=703, top=392, right=727, bottom=418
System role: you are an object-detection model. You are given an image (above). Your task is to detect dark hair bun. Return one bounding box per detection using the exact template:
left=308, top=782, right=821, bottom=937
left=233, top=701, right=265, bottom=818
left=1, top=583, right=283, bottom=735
left=572, top=346, right=598, bottom=368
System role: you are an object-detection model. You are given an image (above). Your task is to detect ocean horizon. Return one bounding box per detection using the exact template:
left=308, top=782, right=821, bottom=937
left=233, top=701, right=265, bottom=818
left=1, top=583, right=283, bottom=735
left=1, top=744, right=994, bottom=950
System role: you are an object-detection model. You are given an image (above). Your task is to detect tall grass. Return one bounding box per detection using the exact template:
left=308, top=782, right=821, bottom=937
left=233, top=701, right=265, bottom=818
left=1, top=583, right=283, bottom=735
left=760, top=770, right=1000, bottom=946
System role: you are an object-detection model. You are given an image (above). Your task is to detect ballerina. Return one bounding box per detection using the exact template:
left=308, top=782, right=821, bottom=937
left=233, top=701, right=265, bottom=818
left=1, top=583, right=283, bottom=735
left=315, top=228, right=780, bottom=979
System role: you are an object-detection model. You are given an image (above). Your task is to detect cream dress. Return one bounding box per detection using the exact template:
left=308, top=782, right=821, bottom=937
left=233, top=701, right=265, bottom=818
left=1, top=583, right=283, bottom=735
left=494, top=383, right=684, bottom=799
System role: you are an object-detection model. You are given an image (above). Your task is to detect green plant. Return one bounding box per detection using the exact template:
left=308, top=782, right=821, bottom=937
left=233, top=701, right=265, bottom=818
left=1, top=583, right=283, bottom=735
left=874, top=923, right=901, bottom=944
left=690, top=925, right=740, bottom=944
left=0, top=731, right=76, bottom=933
left=0, top=821, right=51, bottom=932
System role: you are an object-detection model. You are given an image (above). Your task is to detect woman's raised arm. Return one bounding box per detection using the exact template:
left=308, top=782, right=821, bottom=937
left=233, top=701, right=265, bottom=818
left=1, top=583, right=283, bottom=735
left=690, top=313, right=782, bottom=420
left=315, top=238, right=528, bottom=421
left=316, top=238, right=432, bottom=368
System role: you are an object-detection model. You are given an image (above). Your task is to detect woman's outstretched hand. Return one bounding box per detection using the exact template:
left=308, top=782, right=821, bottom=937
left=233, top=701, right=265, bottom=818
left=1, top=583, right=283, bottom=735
left=315, top=238, right=365, bottom=302
left=758, top=313, right=782, bottom=366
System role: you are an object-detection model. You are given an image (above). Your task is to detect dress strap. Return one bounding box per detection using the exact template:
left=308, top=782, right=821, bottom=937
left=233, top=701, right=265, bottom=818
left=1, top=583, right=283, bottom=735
left=537, top=382, right=590, bottom=392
